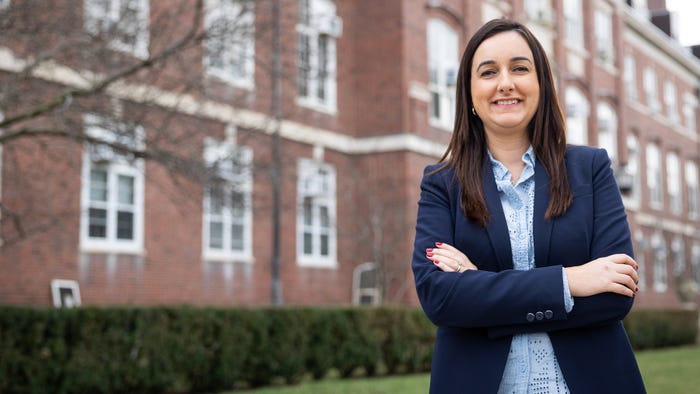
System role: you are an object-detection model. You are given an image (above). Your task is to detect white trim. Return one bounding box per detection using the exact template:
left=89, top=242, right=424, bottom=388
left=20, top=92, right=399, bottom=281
left=296, top=158, right=337, bottom=268
left=635, top=212, right=698, bottom=237
left=0, top=47, right=447, bottom=158
left=50, top=279, right=82, bottom=308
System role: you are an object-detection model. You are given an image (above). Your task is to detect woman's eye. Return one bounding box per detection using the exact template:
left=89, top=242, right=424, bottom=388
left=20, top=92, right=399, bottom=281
left=513, top=66, right=529, bottom=72
left=480, top=70, right=496, bottom=77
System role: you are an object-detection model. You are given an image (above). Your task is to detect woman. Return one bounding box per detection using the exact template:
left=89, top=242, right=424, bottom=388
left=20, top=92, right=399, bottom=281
left=412, top=19, right=646, bottom=393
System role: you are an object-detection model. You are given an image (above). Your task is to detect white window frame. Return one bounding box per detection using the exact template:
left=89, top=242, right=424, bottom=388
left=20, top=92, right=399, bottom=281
left=296, top=158, right=337, bottom=267
left=0, top=0, right=9, bottom=11
left=692, top=242, right=700, bottom=285
left=84, top=0, right=150, bottom=59
left=686, top=160, right=698, bottom=218
left=683, top=92, right=698, bottom=133
left=352, top=262, right=382, bottom=305
left=597, top=102, right=618, bottom=165
left=626, top=134, right=641, bottom=206
left=564, top=0, right=584, bottom=48
left=296, top=0, right=341, bottom=114
left=594, top=7, right=614, bottom=65
left=427, top=18, right=458, bottom=131
left=203, top=0, right=255, bottom=88
left=202, top=137, right=253, bottom=262
left=624, top=55, right=638, bottom=101
left=635, top=231, right=647, bottom=290
left=50, top=279, right=82, bottom=308
left=566, top=87, right=589, bottom=145
left=664, top=81, right=679, bottom=124
left=80, top=114, right=145, bottom=254
left=666, top=151, right=681, bottom=215
left=646, top=142, right=663, bottom=209
left=643, top=67, right=660, bottom=113
left=672, top=236, right=685, bottom=277
left=652, top=232, right=667, bottom=293
left=525, top=0, right=553, bottom=24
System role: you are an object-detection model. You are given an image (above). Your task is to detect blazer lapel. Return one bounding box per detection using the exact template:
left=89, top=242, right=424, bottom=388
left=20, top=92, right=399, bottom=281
left=482, top=161, right=514, bottom=271
left=533, top=157, right=553, bottom=268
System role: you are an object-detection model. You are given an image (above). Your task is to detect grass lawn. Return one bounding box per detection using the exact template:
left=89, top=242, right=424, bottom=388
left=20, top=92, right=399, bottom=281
left=235, top=345, right=700, bottom=394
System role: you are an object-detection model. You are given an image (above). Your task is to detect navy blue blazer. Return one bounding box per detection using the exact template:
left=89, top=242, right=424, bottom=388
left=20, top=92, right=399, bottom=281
left=412, top=146, right=645, bottom=393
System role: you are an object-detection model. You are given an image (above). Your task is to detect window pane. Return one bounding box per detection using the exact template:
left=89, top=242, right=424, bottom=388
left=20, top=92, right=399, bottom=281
left=319, top=205, right=329, bottom=227
left=209, top=222, right=223, bottom=248
left=303, top=197, right=313, bottom=225
left=303, top=232, right=313, bottom=254
left=297, top=33, right=310, bottom=96
left=88, top=208, right=107, bottom=238
left=317, top=35, right=328, bottom=100
left=118, top=175, right=135, bottom=205
left=231, top=190, right=245, bottom=218
left=231, top=223, right=244, bottom=251
left=116, top=211, right=134, bottom=240
left=209, top=186, right=224, bottom=215
left=320, top=234, right=329, bottom=256
left=90, top=169, right=108, bottom=202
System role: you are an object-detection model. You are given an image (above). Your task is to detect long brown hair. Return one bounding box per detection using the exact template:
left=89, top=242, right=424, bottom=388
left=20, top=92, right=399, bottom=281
left=439, top=18, right=572, bottom=227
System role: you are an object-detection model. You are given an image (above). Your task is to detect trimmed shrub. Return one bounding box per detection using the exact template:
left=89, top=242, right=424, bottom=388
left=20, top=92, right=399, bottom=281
left=623, top=308, right=699, bottom=350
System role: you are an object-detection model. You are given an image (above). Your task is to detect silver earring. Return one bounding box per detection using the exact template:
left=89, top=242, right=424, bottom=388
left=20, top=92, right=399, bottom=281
left=471, top=107, right=476, bottom=116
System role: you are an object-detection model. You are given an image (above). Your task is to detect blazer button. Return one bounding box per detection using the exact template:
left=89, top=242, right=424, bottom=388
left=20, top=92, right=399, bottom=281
left=535, top=311, right=544, bottom=321
left=545, top=310, right=553, bottom=319
left=526, top=313, right=535, bottom=322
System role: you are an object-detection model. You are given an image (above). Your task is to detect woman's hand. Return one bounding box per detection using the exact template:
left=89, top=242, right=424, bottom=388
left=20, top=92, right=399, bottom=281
left=427, top=242, right=478, bottom=273
left=565, top=254, right=639, bottom=297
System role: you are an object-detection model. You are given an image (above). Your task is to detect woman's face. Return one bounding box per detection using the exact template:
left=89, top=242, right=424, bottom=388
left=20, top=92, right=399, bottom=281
left=470, top=31, right=540, bottom=138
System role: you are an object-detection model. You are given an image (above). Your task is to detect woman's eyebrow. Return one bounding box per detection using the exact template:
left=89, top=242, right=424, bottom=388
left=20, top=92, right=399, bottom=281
left=476, top=56, right=533, bottom=71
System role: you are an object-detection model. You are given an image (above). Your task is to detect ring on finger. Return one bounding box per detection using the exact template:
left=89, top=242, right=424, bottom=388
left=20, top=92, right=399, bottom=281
left=457, top=263, right=463, bottom=273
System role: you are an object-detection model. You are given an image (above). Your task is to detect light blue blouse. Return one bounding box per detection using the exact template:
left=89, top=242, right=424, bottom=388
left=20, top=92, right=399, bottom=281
left=490, top=147, right=574, bottom=394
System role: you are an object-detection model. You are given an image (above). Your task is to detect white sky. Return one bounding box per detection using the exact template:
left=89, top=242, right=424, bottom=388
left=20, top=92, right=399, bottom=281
left=665, top=0, right=700, bottom=46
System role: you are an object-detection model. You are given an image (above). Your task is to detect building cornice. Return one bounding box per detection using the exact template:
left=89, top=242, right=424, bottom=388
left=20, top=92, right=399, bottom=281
left=0, top=46, right=446, bottom=158
left=622, top=7, right=700, bottom=78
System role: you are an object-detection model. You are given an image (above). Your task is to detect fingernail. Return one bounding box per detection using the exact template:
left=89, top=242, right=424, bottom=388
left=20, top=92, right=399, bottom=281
left=435, top=242, right=442, bottom=246
left=434, top=259, right=440, bottom=264
left=635, top=287, right=639, bottom=292
left=426, top=248, right=433, bottom=253
left=426, top=252, right=433, bottom=257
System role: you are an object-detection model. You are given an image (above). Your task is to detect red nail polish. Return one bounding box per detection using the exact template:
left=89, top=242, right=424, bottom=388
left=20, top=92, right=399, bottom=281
left=435, top=242, right=442, bottom=246
left=434, top=259, right=440, bottom=264
left=426, top=248, right=433, bottom=253
left=635, top=287, right=638, bottom=292
left=426, top=252, right=433, bottom=257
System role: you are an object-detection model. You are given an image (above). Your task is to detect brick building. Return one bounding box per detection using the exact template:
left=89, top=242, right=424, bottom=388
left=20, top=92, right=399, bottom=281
left=0, top=0, right=698, bottom=309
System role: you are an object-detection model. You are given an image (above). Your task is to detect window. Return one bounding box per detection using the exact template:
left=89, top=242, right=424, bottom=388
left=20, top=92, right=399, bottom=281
left=693, top=243, right=700, bottom=285
left=427, top=19, right=458, bottom=130
left=597, top=102, right=618, bottom=165
left=672, top=236, right=685, bottom=277
left=525, top=0, right=553, bottom=23
left=683, top=92, right=698, bottom=133
left=564, top=0, right=584, bottom=48
left=0, top=0, right=9, bottom=11
left=652, top=232, right=667, bottom=293
left=297, top=158, right=336, bottom=267
left=566, top=87, right=589, bottom=145
left=646, top=142, right=662, bottom=209
left=595, top=8, right=614, bottom=65
left=666, top=152, right=681, bottom=215
left=643, top=67, right=660, bottom=113
left=686, top=160, right=698, bottom=218
left=624, top=56, right=638, bottom=101
left=352, top=262, right=382, bottom=305
left=635, top=232, right=647, bottom=290
left=625, top=134, right=641, bottom=203
left=202, top=136, right=253, bottom=262
left=296, top=0, right=341, bottom=113
left=80, top=114, right=144, bottom=253
left=84, top=0, right=150, bottom=58
left=204, top=0, right=255, bottom=87
left=664, top=81, right=679, bottom=124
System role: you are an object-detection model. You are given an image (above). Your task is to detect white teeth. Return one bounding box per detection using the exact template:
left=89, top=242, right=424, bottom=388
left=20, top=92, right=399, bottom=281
left=496, top=99, right=518, bottom=105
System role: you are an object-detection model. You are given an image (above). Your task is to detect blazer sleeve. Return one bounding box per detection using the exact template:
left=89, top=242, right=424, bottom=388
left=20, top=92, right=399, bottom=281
left=412, top=165, right=568, bottom=329
left=487, top=148, right=636, bottom=338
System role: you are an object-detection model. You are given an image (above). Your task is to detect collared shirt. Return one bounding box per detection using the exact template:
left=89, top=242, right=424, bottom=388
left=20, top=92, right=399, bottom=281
left=490, top=146, right=573, bottom=394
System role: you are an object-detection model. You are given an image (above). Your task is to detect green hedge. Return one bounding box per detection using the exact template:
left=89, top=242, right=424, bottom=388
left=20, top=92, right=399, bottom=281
left=0, top=306, right=696, bottom=393
left=0, top=306, right=434, bottom=394
left=623, top=308, right=699, bottom=350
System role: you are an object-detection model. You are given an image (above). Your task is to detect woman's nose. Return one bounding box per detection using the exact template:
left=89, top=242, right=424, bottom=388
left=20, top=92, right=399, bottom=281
left=498, top=74, right=515, bottom=92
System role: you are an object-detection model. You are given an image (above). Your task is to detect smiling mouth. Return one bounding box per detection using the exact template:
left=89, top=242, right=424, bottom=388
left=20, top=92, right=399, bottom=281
left=494, top=99, right=520, bottom=105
